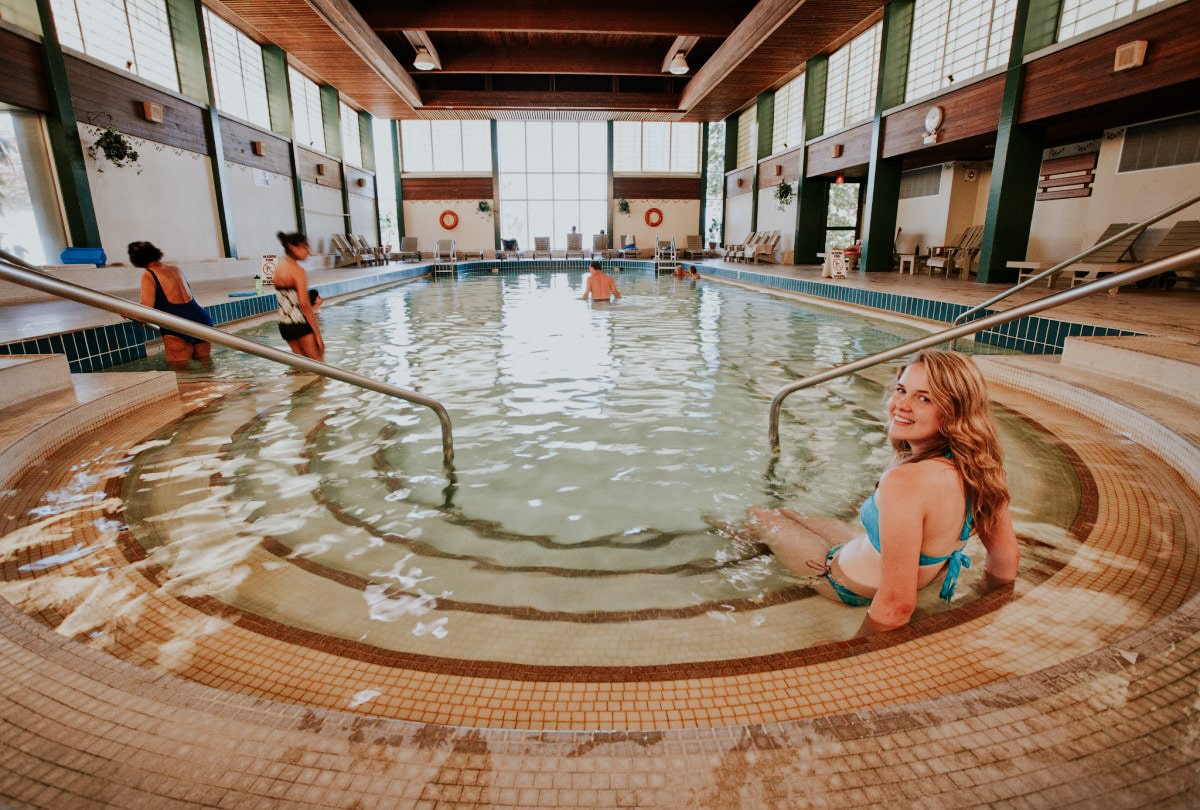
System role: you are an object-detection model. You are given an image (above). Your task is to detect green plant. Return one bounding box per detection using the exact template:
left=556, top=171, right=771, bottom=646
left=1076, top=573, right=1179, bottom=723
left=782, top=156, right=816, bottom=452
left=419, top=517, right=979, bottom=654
left=707, top=217, right=720, bottom=241
left=87, top=125, right=141, bottom=173
left=774, top=180, right=794, bottom=209
left=477, top=200, right=492, bottom=214
left=617, top=198, right=631, bottom=215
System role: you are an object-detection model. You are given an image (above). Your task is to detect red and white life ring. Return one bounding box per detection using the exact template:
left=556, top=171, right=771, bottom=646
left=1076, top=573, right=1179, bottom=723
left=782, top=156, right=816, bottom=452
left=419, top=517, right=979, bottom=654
left=439, top=209, right=459, bottom=230
left=644, top=207, right=664, bottom=227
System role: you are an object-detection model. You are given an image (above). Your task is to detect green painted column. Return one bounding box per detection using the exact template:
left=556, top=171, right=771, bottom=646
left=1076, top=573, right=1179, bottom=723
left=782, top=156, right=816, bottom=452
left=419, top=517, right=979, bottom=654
left=750, top=92, right=774, bottom=230
left=322, top=89, right=353, bottom=237
left=605, top=121, right=615, bottom=243
left=263, top=46, right=304, bottom=234
left=492, top=120, right=502, bottom=250
left=167, top=0, right=235, bottom=257
left=861, top=1, right=913, bottom=272
left=699, top=122, right=710, bottom=239
left=721, top=113, right=736, bottom=244
left=975, top=0, right=1054, bottom=283
left=33, top=0, right=100, bottom=249
left=794, top=57, right=828, bottom=262
left=357, top=111, right=375, bottom=171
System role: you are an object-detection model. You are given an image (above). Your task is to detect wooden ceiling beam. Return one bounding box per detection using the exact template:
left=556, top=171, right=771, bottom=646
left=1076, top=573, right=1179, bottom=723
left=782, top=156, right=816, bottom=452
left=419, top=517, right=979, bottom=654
left=356, top=0, right=744, bottom=37
left=418, top=89, right=683, bottom=110
left=434, top=46, right=673, bottom=76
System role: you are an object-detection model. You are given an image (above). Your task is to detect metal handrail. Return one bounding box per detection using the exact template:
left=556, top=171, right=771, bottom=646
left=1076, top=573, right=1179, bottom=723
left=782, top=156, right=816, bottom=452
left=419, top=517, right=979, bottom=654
left=0, top=251, right=455, bottom=469
left=768, top=246, right=1200, bottom=454
left=948, top=190, right=1200, bottom=348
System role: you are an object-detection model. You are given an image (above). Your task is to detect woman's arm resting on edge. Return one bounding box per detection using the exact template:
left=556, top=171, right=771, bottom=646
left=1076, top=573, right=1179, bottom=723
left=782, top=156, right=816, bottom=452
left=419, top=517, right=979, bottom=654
left=979, top=502, right=1020, bottom=589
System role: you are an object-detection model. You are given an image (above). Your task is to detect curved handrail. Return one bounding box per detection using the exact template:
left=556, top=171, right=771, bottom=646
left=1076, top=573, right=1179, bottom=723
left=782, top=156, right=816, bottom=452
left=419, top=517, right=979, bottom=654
left=948, top=190, right=1200, bottom=348
left=0, top=251, right=455, bottom=469
left=769, top=246, right=1200, bottom=454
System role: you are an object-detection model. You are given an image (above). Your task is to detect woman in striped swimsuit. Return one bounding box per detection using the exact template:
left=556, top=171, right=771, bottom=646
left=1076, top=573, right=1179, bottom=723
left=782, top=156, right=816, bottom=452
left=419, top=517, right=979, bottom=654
left=273, top=231, right=324, bottom=361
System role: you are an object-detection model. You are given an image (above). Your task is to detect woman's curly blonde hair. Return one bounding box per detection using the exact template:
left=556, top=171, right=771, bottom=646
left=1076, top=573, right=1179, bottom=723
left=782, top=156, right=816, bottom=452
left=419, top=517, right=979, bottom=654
left=889, top=350, right=1010, bottom=536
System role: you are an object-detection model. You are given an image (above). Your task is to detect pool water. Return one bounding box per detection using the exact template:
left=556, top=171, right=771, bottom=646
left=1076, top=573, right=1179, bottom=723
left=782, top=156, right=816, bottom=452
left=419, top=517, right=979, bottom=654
left=103, top=269, right=1075, bottom=662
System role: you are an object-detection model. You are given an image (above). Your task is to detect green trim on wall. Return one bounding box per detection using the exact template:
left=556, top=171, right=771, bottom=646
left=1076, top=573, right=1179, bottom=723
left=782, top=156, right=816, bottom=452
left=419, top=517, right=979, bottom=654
left=393, top=120, right=405, bottom=240
left=755, top=92, right=774, bottom=160
left=803, top=56, right=829, bottom=141
left=606, top=120, right=615, bottom=241
left=34, top=0, right=100, bottom=249
left=699, top=122, right=709, bottom=238
left=164, top=0, right=209, bottom=103
left=357, top=110, right=375, bottom=171
left=860, top=3, right=905, bottom=272
left=879, top=0, right=914, bottom=110
left=1023, top=0, right=1064, bottom=54
left=262, top=45, right=292, bottom=138
left=492, top=120, right=502, bottom=249
left=320, top=85, right=341, bottom=159
left=172, top=0, right=233, bottom=256
left=723, top=113, right=738, bottom=174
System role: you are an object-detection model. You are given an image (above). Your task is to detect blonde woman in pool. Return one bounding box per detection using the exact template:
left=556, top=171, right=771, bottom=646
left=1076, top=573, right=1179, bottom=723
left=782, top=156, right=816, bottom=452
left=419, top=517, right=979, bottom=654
left=737, top=350, right=1020, bottom=637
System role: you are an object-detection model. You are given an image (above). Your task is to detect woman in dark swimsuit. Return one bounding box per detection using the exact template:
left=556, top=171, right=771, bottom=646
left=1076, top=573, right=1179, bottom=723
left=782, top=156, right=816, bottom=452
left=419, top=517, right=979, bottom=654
left=273, top=232, right=324, bottom=361
left=129, top=241, right=213, bottom=364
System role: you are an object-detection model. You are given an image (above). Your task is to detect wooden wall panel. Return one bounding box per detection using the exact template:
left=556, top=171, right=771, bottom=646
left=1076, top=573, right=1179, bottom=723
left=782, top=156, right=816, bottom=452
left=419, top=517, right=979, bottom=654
left=882, top=75, right=1004, bottom=158
left=758, top=147, right=803, bottom=188
left=219, top=116, right=292, bottom=176
left=806, top=122, right=873, bottom=177
left=344, top=164, right=376, bottom=198
left=725, top=167, right=756, bottom=197
left=1021, top=3, right=1200, bottom=123
left=0, top=28, right=49, bottom=112
left=401, top=176, right=494, bottom=200
left=65, top=56, right=208, bottom=154
left=613, top=176, right=702, bottom=199
left=296, top=146, right=341, bottom=189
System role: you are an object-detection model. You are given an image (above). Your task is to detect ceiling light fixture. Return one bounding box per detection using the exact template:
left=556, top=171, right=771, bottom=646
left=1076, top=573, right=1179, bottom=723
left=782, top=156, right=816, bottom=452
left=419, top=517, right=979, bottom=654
left=413, top=47, right=436, bottom=71
left=668, top=52, right=689, bottom=75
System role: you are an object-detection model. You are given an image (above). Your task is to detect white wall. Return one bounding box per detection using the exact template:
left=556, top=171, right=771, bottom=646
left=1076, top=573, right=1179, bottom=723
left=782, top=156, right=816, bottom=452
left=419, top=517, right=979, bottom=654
left=224, top=163, right=297, bottom=260
left=82, top=123, right=222, bottom=264
left=300, top=182, right=345, bottom=256
left=611, top=199, right=700, bottom=255
left=724, top=194, right=753, bottom=247
left=404, top=200, right=495, bottom=255
left=348, top=193, right=379, bottom=245
left=755, top=188, right=794, bottom=260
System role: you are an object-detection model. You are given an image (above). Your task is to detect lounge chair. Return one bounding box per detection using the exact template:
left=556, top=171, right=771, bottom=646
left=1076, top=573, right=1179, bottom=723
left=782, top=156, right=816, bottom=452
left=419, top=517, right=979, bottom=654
left=330, top=233, right=369, bottom=267
left=747, top=230, right=780, bottom=263
left=532, top=237, right=552, bottom=258
left=725, top=232, right=754, bottom=261
left=565, top=232, right=585, bottom=258
left=395, top=236, right=421, bottom=262
left=498, top=238, right=523, bottom=260
left=733, top=232, right=769, bottom=263
left=591, top=233, right=610, bottom=259
left=353, top=234, right=385, bottom=265
left=617, top=234, right=638, bottom=259
left=1012, top=223, right=1144, bottom=288
left=925, top=225, right=983, bottom=276
left=434, top=239, right=457, bottom=262
left=682, top=234, right=704, bottom=260
left=1071, top=220, right=1199, bottom=292
left=654, top=237, right=677, bottom=262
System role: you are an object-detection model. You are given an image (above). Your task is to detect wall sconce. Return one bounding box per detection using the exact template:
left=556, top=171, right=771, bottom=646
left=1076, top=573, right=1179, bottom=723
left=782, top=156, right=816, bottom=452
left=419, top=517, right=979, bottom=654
left=1114, top=40, right=1148, bottom=72
left=355, top=178, right=367, bottom=188
left=315, top=163, right=327, bottom=176
left=774, top=165, right=782, bottom=176
left=141, top=101, right=163, bottom=123
left=735, top=178, right=745, bottom=187
left=831, top=144, right=843, bottom=158
left=251, top=141, right=265, bottom=156
left=835, top=175, right=844, bottom=185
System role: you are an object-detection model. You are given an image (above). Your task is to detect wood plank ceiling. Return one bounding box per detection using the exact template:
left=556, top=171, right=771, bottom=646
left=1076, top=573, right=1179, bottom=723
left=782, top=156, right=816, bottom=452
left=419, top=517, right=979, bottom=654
left=208, top=0, right=886, bottom=120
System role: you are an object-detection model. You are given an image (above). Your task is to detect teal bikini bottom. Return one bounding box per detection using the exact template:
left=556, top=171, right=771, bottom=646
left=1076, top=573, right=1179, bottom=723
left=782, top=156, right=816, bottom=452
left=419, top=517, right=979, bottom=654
left=820, top=545, right=873, bottom=607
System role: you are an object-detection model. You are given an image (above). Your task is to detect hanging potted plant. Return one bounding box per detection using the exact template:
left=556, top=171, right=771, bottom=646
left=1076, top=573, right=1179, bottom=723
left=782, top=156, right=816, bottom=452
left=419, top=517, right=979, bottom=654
left=707, top=218, right=720, bottom=250
left=87, top=125, right=142, bottom=173
left=617, top=198, right=631, bottom=215
left=774, top=180, right=794, bottom=210
left=477, top=200, right=492, bottom=214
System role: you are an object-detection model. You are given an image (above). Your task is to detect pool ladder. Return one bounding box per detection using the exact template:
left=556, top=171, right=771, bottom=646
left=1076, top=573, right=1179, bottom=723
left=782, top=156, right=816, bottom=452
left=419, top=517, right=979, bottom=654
left=0, top=250, right=455, bottom=469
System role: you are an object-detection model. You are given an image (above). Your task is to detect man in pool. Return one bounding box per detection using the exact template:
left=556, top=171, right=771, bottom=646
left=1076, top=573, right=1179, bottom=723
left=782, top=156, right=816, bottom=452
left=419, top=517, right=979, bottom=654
left=582, top=261, right=622, bottom=301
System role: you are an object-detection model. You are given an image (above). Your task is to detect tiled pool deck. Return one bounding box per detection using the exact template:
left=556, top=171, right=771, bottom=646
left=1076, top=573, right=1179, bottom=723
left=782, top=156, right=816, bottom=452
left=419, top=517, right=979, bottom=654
left=1, top=259, right=1198, bottom=807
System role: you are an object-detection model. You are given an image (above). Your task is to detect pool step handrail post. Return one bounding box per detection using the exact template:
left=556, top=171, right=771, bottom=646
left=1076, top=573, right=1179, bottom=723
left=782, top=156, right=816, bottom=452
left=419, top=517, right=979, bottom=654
left=769, top=246, right=1200, bottom=454
left=0, top=251, right=455, bottom=469
left=949, top=189, right=1200, bottom=349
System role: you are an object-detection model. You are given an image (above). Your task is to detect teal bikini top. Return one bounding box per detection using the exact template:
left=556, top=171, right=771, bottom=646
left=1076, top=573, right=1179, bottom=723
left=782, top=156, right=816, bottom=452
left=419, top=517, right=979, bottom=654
left=858, top=456, right=974, bottom=602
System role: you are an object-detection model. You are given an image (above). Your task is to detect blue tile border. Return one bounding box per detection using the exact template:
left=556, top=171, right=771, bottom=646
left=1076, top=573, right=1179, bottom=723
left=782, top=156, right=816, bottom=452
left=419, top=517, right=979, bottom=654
left=0, top=260, right=1143, bottom=369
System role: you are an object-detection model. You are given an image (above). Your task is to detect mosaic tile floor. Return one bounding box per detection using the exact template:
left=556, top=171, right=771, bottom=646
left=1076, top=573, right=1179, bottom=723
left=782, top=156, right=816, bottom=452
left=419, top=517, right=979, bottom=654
left=1, top=266, right=1198, bottom=808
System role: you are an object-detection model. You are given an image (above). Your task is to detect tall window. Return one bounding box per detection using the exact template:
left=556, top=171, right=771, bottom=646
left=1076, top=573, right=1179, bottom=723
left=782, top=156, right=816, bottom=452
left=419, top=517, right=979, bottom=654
left=772, top=74, right=805, bottom=153
left=1058, top=0, right=1165, bottom=40
left=735, top=108, right=756, bottom=168
left=704, top=122, right=726, bottom=247
left=50, top=0, right=179, bottom=91
left=340, top=102, right=362, bottom=167
left=906, top=0, right=1017, bottom=101
left=288, top=67, right=324, bottom=153
left=613, top=122, right=700, bottom=173
left=399, top=120, right=491, bottom=173
left=496, top=121, right=606, bottom=250
left=203, top=8, right=269, bottom=129
left=823, top=24, right=881, bottom=133
left=0, top=109, right=68, bottom=266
